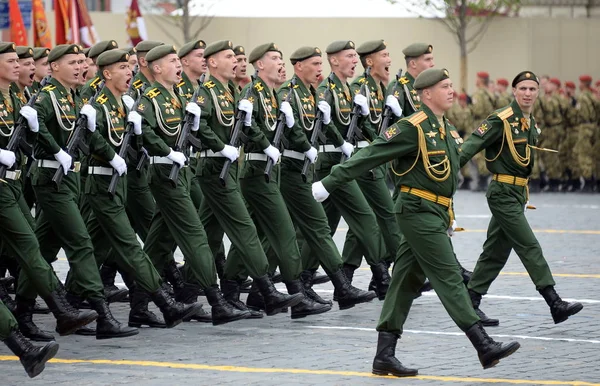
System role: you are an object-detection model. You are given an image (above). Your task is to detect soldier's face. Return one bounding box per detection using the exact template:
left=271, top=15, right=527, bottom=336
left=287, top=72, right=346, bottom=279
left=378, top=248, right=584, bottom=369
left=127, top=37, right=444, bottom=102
left=86, top=57, right=97, bottom=80
left=235, top=54, right=247, bottom=78
left=184, top=48, right=206, bottom=74
left=278, top=63, right=286, bottom=83
left=128, top=54, right=138, bottom=69
left=258, top=51, right=283, bottom=86
left=154, top=54, right=182, bottom=85
left=368, top=49, right=392, bottom=83
left=212, top=50, right=237, bottom=81
left=34, top=57, right=50, bottom=80
left=424, top=79, right=454, bottom=112
left=105, top=62, right=132, bottom=94
left=52, top=54, right=81, bottom=88
left=512, top=80, right=539, bottom=111
left=299, top=56, right=322, bottom=85
left=333, top=49, right=358, bottom=79
left=18, top=57, right=35, bottom=87
left=414, top=53, right=434, bottom=74
left=77, top=54, right=88, bottom=86
left=0, top=53, right=20, bottom=83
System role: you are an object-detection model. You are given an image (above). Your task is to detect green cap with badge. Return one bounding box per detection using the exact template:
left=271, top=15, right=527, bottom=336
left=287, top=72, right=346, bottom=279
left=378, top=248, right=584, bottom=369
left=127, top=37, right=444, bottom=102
left=146, top=45, right=177, bottom=63
left=178, top=39, right=206, bottom=58
left=248, top=42, right=281, bottom=64
left=16, top=46, right=34, bottom=59
left=97, top=49, right=130, bottom=67
left=48, top=44, right=81, bottom=63
left=233, top=45, right=245, bottom=56
left=356, top=40, right=387, bottom=57
left=135, top=40, right=164, bottom=54
left=88, top=40, right=119, bottom=59
left=512, top=71, right=539, bottom=87
left=290, top=46, right=321, bottom=65
left=0, top=42, right=16, bottom=55
left=82, top=47, right=91, bottom=57
left=326, top=40, right=355, bottom=55
left=33, top=47, right=50, bottom=61
left=403, top=43, right=433, bottom=59
left=204, top=40, right=233, bottom=59
left=414, top=68, right=450, bottom=90
left=125, top=46, right=137, bottom=56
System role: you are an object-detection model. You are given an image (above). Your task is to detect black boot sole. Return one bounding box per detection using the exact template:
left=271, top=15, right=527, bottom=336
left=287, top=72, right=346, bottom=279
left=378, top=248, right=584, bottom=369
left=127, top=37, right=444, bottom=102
left=553, top=303, right=584, bottom=324
left=481, top=318, right=500, bottom=327
left=25, top=341, right=59, bottom=378
left=291, top=304, right=332, bottom=319
left=265, top=293, right=303, bottom=316
left=96, top=329, right=139, bottom=340
left=338, top=292, right=377, bottom=310
left=22, top=332, right=55, bottom=342
left=481, top=342, right=521, bottom=369
left=128, top=320, right=167, bottom=328
left=166, top=303, right=204, bottom=328
left=212, top=310, right=251, bottom=326
left=312, top=274, right=331, bottom=285
left=56, top=312, right=99, bottom=336
left=372, top=367, right=418, bottom=377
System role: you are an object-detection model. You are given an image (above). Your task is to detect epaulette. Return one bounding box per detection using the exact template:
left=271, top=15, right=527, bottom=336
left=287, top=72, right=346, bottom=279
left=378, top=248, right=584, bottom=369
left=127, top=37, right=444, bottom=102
left=146, top=88, right=161, bottom=99
left=204, top=80, right=215, bottom=89
left=358, top=77, right=367, bottom=84
left=329, top=83, right=336, bottom=90
left=42, top=85, right=56, bottom=92
left=133, top=79, right=144, bottom=89
left=254, top=82, right=264, bottom=92
left=286, top=81, right=298, bottom=89
left=496, top=106, right=513, bottom=121
left=90, top=77, right=101, bottom=88
left=176, top=80, right=185, bottom=88
left=399, top=77, right=410, bottom=85
left=407, top=111, right=427, bottom=126
left=96, top=94, right=108, bottom=105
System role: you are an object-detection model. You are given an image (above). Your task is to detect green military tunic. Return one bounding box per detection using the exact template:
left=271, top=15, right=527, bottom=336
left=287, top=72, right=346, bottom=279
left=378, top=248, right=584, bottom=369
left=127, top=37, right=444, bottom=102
left=386, top=72, right=421, bottom=117
left=320, top=105, right=479, bottom=333
left=460, top=100, right=555, bottom=295
left=79, top=76, right=103, bottom=104
left=31, top=77, right=105, bottom=300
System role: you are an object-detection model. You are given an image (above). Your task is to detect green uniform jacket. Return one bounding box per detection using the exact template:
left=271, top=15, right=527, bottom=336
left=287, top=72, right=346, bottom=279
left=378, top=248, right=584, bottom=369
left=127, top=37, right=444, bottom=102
left=0, top=85, right=33, bottom=167
left=87, top=87, right=125, bottom=167
left=350, top=73, right=385, bottom=141
left=239, top=75, right=279, bottom=154
left=315, top=73, right=354, bottom=147
left=80, top=76, right=103, bottom=104
left=386, top=72, right=420, bottom=118
left=176, top=71, right=197, bottom=102
left=128, top=71, right=151, bottom=99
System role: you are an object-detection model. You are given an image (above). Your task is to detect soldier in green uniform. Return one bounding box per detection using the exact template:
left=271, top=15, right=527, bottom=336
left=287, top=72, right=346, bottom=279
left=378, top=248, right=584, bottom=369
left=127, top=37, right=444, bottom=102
left=14, top=47, right=35, bottom=100
left=276, top=46, right=376, bottom=309
left=31, top=48, right=50, bottom=94
left=538, top=78, right=566, bottom=191
left=233, top=45, right=250, bottom=93
left=80, top=40, right=119, bottom=102
left=574, top=75, right=598, bottom=192
left=313, top=68, right=520, bottom=376
left=469, top=71, right=496, bottom=191
left=460, top=71, right=584, bottom=326
left=192, top=40, right=303, bottom=316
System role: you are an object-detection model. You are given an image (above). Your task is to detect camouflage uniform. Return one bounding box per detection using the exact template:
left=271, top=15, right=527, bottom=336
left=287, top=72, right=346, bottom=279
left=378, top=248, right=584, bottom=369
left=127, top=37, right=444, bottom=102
left=574, top=89, right=598, bottom=186
left=537, top=92, right=566, bottom=184
left=469, top=87, right=496, bottom=188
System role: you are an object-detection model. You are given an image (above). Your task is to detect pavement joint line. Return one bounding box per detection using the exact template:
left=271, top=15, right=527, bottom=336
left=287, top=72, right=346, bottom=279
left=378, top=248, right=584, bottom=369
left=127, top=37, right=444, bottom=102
left=353, top=268, right=600, bottom=279
left=335, top=227, right=600, bottom=235
left=0, top=356, right=598, bottom=385
left=306, top=326, right=600, bottom=345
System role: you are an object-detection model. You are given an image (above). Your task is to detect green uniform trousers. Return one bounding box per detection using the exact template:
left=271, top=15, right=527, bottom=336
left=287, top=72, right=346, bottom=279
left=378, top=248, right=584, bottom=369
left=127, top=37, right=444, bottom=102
left=0, top=300, right=18, bottom=340
left=125, top=163, right=155, bottom=242
left=377, top=194, right=479, bottom=334
left=85, top=173, right=162, bottom=293
left=33, top=167, right=104, bottom=300
left=196, top=159, right=269, bottom=280
left=143, top=165, right=216, bottom=289
left=467, top=181, right=556, bottom=295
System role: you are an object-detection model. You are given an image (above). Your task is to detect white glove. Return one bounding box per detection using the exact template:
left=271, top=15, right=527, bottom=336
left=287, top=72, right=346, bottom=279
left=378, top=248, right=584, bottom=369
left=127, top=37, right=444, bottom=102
left=128, top=111, right=142, bottom=135
left=354, top=94, right=369, bottom=116
left=219, top=145, right=239, bottom=162
left=109, top=154, right=127, bottom=176
left=167, top=149, right=186, bottom=167
left=317, top=101, right=331, bottom=125
left=19, top=106, right=39, bottom=133
left=80, top=104, right=96, bottom=132
left=238, top=99, right=253, bottom=126
left=0, top=149, right=16, bottom=168
left=338, top=141, right=354, bottom=158
left=304, top=147, right=318, bottom=164
left=185, top=102, right=201, bottom=132
left=447, top=220, right=458, bottom=237
left=280, top=101, right=294, bottom=128
left=53, top=149, right=72, bottom=175
left=385, top=95, right=402, bottom=117
left=122, top=95, right=135, bottom=110
left=263, top=145, right=281, bottom=164
left=312, top=181, right=330, bottom=202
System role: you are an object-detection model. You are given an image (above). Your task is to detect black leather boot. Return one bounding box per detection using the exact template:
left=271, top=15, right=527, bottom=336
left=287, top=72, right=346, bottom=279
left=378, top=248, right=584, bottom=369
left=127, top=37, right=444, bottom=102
left=164, top=259, right=186, bottom=297
left=15, top=296, right=54, bottom=342
left=372, top=331, right=418, bottom=377
left=539, top=286, right=583, bottom=324
left=466, top=321, right=520, bottom=369
left=88, top=298, right=138, bottom=339
left=42, top=286, right=98, bottom=336
left=239, top=278, right=252, bottom=293
left=330, top=269, right=377, bottom=310
left=0, top=278, right=16, bottom=313
left=284, top=280, right=331, bottom=319
left=270, top=271, right=283, bottom=283
left=370, top=262, right=390, bottom=300
left=333, top=264, right=356, bottom=301
left=203, top=285, right=251, bottom=326
left=100, top=264, right=129, bottom=303
left=214, top=252, right=226, bottom=280
left=469, top=289, right=499, bottom=326
left=221, top=279, right=263, bottom=319
left=128, top=285, right=166, bottom=328
left=299, top=270, right=332, bottom=306
left=150, top=287, right=204, bottom=328
left=254, top=275, right=303, bottom=316
left=31, top=300, right=50, bottom=315
left=312, top=271, right=330, bottom=285
left=3, top=329, right=59, bottom=378
left=245, top=281, right=266, bottom=311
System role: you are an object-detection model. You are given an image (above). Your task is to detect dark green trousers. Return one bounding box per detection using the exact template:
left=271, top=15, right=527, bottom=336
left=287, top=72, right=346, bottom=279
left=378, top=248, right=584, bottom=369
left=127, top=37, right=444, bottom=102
left=125, top=163, right=155, bottom=241
left=143, top=165, right=216, bottom=289
left=376, top=194, right=479, bottom=334
left=33, top=167, right=104, bottom=300
left=468, top=181, right=556, bottom=294
left=85, top=173, right=162, bottom=293
left=0, top=300, right=17, bottom=340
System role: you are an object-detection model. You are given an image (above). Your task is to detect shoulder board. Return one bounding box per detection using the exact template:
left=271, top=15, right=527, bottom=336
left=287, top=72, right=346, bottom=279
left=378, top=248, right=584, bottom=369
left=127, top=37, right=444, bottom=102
left=204, top=80, right=215, bottom=89
left=329, top=83, right=336, bottom=90
left=399, top=77, right=410, bottom=85
left=358, top=77, right=366, bottom=84
left=96, top=94, right=108, bottom=104
left=286, top=81, right=299, bottom=89
left=42, top=85, right=56, bottom=92
left=133, top=79, right=144, bottom=89
left=407, top=111, right=427, bottom=126
left=495, top=106, right=513, bottom=121
left=176, top=80, right=185, bottom=88
left=254, top=82, right=264, bottom=92
left=90, top=77, right=101, bottom=88
left=146, top=88, right=161, bottom=99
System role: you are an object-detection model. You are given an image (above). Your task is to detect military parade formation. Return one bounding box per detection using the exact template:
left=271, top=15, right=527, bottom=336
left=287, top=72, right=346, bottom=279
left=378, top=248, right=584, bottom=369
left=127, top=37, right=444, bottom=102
left=0, top=36, right=593, bottom=379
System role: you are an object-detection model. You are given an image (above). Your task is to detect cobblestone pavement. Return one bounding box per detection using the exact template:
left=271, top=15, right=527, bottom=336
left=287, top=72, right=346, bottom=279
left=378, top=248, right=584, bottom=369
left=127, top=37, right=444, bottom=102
left=1, top=191, right=599, bottom=385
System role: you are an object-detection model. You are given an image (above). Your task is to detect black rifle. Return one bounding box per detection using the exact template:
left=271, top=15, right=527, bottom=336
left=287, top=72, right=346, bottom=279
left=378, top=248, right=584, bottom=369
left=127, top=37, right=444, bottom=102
left=107, top=85, right=147, bottom=198
left=0, top=76, right=51, bottom=180
left=168, top=74, right=206, bottom=187
left=340, top=66, right=371, bottom=164
left=379, top=69, right=403, bottom=134
left=263, top=77, right=297, bottom=183
left=219, top=74, right=256, bottom=187
left=301, top=73, right=334, bottom=183
left=52, top=81, right=105, bottom=190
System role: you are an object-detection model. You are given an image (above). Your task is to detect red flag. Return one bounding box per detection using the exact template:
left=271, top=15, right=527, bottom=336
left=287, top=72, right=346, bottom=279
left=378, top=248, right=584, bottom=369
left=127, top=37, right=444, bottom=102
left=9, top=0, right=27, bottom=45
left=33, top=0, right=52, bottom=48
left=55, top=0, right=70, bottom=44
left=126, top=0, right=147, bottom=46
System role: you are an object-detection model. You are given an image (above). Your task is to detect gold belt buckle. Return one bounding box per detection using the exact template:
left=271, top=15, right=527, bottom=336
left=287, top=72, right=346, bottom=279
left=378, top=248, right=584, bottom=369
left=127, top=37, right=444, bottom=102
left=72, top=162, right=81, bottom=173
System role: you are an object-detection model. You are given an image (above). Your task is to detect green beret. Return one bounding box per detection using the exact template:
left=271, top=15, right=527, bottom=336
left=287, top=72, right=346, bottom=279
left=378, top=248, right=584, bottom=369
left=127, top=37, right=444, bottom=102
left=414, top=68, right=450, bottom=90
left=125, top=46, right=137, bottom=56
left=248, top=43, right=281, bottom=64
left=48, top=44, right=81, bottom=63
left=326, top=40, right=355, bottom=55
left=204, top=40, right=233, bottom=59
left=233, top=45, right=245, bottom=56
left=403, top=43, right=433, bottom=58
left=146, top=45, right=177, bottom=63
left=512, top=71, right=539, bottom=88
left=290, top=46, right=321, bottom=65
left=178, top=39, right=206, bottom=58
left=82, top=47, right=91, bottom=57
left=135, top=40, right=164, bottom=54
left=0, top=42, right=16, bottom=55
left=88, top=40, right=119, bottom=59
left=356, top=40, right=387, bottom=57
left=33, top=47, right=50, bottom=61
left=97, top=49, right=130, bottom=67
left=16, top=46, right=34, bottom=59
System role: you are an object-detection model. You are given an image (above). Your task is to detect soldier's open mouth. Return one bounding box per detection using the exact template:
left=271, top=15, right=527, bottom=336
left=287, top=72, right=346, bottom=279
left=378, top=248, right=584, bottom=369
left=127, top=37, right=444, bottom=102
left=176, top=70, right=182, bottom=78
left=384, top=67, right=389, bottom=73
left=233, top=65, right=237, bottom=73
left=82, top=71, right=88, bottom=79
left=29, top=73, right=35, bottom=80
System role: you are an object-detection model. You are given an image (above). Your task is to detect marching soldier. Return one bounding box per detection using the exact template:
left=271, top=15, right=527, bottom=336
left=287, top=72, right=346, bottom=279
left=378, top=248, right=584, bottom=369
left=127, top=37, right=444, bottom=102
left=559, top=81, right=581, bottom=191
left=130, top=40, right=164, bottom=98
left=126, top=46, right=138, bottom=68
left=469, top=71, right=496, bottom=191
left=31, top=48, right=51, bottom=94
left=80, top=40, right=119, bottom=101
left=233, top=45, right=250, bottom=94
left=574, top=75, right=597, bottom=192
left=460, top=71, right=584, bottom=325
left=312, top=68, right=520, bottom=376
left=13, top=47, right=35, bottom=100
left=538, top=78, right=566, bottom=191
